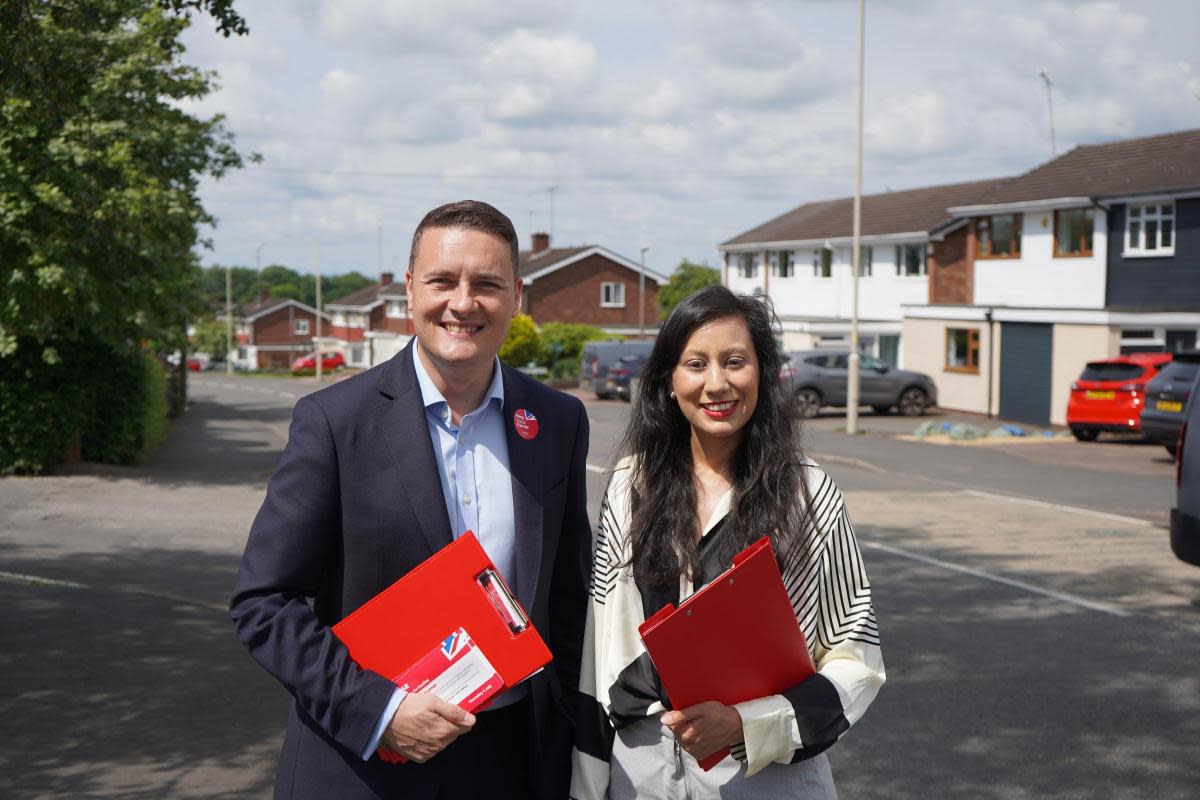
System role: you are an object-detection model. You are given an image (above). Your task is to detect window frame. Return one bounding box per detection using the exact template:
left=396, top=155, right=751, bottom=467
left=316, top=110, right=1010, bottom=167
left=812, top=248, right=833, bottom=278
left=600, top=281, right=626, bottom=308
left=1123, top=201, right=1175, bottom=257
left=386, top=300, right=405, bottom=318
left=770, top=250, right=795, bottom=278
left=294, top=318, right=311, bottom=336
left=944, top=327, right=981, bottom=374
left=857, top=245, right=872, bottom=277
left=894, top=243, right=926, bottom=277
left=976, top=214, right=1022, bottom=259
left=738, top=253, right=758, bottom=279
left=1053, top=207, right=1095, bottom=258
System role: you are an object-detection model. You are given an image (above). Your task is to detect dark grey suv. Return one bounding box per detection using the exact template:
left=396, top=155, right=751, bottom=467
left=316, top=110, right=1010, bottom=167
left=1170, top=366, right=1200, bottom=567
left=781, top=350, right=938, bottom=418
left=1141, top=352, right=1199, bottom=457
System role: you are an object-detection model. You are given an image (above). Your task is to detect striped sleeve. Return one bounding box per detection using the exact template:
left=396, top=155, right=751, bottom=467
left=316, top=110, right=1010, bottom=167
left=733, top=465, right=885, bottom=775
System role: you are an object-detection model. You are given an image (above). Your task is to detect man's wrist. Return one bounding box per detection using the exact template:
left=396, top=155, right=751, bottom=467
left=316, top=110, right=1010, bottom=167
left=361, top=687, right=407, bottom=760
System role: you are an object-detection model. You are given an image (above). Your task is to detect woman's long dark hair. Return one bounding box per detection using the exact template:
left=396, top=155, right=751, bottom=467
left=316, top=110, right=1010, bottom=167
left=621, top=284, right=817, bottom=590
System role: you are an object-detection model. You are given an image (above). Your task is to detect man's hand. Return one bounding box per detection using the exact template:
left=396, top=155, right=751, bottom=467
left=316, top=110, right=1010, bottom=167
left=381, top=694, right=475, bottom=763
left=661, top=701, right=743, bottom=762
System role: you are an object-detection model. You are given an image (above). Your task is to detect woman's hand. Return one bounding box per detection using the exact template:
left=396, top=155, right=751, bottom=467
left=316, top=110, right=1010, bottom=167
left=661, top=701, right=744, bottom=762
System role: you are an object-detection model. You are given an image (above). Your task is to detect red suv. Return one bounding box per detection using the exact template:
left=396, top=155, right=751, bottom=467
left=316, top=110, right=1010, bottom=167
left=1066, top=353, right=1172, bottom=441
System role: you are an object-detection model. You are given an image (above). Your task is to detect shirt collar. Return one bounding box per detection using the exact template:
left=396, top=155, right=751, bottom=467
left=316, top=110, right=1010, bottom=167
left=412, top=342, right=505, bottom=419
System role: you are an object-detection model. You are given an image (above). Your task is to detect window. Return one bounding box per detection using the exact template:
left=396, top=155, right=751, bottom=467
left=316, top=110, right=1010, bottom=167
left=349, top=344, right=365, bottom=365
left=1054, top=208, right=1094, bottom=257
left=812, top=248, right=832, bottom=278
left=600, top=282, right=625, bottom=307
left=737, top=253, right=758, bottom=278
left=857, top=246, right=872, bottom=277
left=237, top=347, right=247, bottom=360
left=945, top=328, right=980, bottom=372
left=332, top=311, right=346, bottom=326
left=770, top=251, right=795, bottom=278
left=386, top=300, right=404, bottom=318
left=1125, top=202, right=1174, bottom=255
left=294, top=318, right=310, bottom=335
left=976, top=214, right=1021, bottom=258
left=895, top=243, right=926, bottom=276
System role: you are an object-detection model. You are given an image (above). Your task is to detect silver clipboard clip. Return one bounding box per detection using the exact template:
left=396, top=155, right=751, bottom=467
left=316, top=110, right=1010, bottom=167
left=476, top=568, right=528, bottom=635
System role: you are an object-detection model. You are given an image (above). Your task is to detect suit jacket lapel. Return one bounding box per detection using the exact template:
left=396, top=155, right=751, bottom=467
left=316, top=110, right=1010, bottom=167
left=377, top=342, right=454, bottom=557
left=502, top=366, right=544, bottom=612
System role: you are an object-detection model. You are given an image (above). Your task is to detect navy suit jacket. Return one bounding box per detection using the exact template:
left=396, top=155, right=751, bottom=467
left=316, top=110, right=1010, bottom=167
left=231, top=342, right=591, bottom=799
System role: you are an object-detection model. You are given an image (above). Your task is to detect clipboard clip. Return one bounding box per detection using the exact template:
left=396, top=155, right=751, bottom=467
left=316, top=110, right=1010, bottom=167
left=476, top=568, right=529, bottom=635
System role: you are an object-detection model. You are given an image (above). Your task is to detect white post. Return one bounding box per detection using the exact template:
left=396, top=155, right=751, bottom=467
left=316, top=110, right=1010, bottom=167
left=847, top=0, right=865, bottom=436
left=225, top=264, right=233, bottom=375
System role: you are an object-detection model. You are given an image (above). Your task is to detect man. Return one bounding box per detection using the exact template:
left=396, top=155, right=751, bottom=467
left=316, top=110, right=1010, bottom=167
left=231, top=200, right=591, bottom=799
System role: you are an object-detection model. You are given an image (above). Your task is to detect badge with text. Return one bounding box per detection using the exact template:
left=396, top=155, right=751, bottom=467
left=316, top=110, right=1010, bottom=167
left=513, top=408, right=539, bottom=440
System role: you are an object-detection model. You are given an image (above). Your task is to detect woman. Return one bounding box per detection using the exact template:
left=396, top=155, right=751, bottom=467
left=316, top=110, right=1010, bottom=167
left=571, top=285, right=884, bottom=799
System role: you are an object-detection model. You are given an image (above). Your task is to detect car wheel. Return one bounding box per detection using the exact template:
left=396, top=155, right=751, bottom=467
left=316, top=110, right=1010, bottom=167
left=871, top=405, right=891, bottom=415
left=595, top=392, right=612, bottom=401
left=794, top=388, right=822, bottom=418
left=897, top=387, right=929, bottom=417
left=1071, top=427, right=1099, bottom=442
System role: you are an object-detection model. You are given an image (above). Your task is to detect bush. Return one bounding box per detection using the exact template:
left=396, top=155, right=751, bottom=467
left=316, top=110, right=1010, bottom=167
left=0, top=337, right=171, bottom=474
left=499, top=314, right=543, bottom=367
left=538, top=322, right=611, bottom=379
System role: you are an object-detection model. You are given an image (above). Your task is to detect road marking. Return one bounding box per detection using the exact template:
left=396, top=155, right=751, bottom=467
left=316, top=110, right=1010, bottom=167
left=0, top=570, right=227, bottom=612
left=859, top=540, right=1131, bottom=617
left=586, top=463, right=608, bottom=474
left=961, top=489, right=1155, bottom=528
left=809, top=452, right=887, bottom=474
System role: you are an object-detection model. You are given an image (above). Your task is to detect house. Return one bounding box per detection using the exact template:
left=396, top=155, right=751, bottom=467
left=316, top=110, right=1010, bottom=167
left=233, top=294, right=328, bottom=370
left=718, top=179, right=1009, bottom=366
left=902, top=128, right=1200, bottom=425
left=324, top=272, right=412, bottom=369
left=518, top=233, right=666, bottom=338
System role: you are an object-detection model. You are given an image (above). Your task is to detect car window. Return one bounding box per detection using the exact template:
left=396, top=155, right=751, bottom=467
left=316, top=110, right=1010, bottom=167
left=803, top=355, right=830, bottom=367
left=1158, top=360, right=1200, bottom=385
left=860, top=355, right=882, bottom=370
left=830, top=355, right=849, bottom=369
left=1079, top=363, right=1143, bottom=382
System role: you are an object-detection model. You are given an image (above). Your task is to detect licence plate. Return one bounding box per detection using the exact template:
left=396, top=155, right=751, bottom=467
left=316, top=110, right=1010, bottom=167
left=1156, top=400, right=1183, bottom=412
left=1085, top=390, right=1115, bottom=400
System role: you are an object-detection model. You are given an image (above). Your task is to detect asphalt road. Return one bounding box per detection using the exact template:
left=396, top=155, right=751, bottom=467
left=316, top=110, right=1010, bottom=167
left=1, top=372, right=1196, bottom=799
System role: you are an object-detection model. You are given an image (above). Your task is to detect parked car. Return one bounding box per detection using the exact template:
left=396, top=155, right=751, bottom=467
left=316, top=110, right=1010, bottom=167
left=605, top=353, right=649, bottom=402
left=1065, top=353, right=1172, bottom=441
left=580, top=340, right=653, bottom=399
left=187, top=356, right=207, bottom=371
left=780, top=350, right=938, bottom=418
left=1139, top=352, right=1200, bottom=456
left=291, top=350, right=345, bottom=373
left=1170, top=365, right=1200, bottom=567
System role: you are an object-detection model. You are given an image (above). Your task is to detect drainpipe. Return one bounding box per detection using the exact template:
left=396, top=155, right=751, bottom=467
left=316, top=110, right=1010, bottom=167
left=985, top=308, right=995, bottom=418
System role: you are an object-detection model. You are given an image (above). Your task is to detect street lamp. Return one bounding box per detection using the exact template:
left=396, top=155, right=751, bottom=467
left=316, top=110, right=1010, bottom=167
left=639, top=245, right=649, bottom=339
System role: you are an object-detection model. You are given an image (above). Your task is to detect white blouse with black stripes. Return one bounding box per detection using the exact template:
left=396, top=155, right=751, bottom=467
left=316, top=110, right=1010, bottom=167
left=570, top=456, right=885, bottom=799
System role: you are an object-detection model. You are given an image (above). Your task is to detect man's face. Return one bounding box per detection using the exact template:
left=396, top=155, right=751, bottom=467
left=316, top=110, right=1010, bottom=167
left=406, top=226, right=522, bottom=378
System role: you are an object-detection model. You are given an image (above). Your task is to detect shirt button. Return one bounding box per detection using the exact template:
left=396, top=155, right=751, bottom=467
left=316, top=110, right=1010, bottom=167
left=463, top=495, right=472, bottom=505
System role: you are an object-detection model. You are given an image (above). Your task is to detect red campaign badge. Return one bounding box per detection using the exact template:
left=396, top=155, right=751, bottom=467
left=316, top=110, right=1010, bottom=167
left=513, top=409, right=539, bottom=440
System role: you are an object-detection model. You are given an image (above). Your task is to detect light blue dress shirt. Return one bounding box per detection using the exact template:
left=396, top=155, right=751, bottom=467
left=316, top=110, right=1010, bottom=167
left=362, top=345, right=523, bottom=759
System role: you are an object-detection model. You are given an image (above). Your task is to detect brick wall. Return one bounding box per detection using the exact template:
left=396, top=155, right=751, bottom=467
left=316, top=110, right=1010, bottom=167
left=251, top=305, right=322, bottom=346
left=369, top=303, right=415, bottom=334
left=929, top=225, right=972, bottom=304
left=526, top=254, right=658, bottom=329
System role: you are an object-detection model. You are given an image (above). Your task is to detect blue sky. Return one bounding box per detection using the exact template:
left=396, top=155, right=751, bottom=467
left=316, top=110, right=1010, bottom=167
left=181, top=0, right=1200, bottom=278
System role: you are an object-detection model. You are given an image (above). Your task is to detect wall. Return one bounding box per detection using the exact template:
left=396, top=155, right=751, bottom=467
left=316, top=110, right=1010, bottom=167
left=973, top=209, right=1108, bottom=309
left=929, top=227, right=971, bottom=304
left=1049, top=323, right=1119, bottom=425
left=252, top=305, right=321, bottom=346
left=1105, top=198, right=1200, bottom=310
left=526, top=254, right=658, bottom=328
left=901, top=316, right=996, bottom=415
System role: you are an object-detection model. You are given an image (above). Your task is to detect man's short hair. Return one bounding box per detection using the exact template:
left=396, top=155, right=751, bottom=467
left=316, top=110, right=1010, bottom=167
left=408, top=200, right=520, bottom=279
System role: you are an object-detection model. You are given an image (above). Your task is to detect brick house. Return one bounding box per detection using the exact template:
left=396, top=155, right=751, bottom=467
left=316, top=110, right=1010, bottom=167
left=234, top=295, right=328, bottom=370
left=324, top=272, right=412, bottom=369
left=518, top=233, right=666, bottom=338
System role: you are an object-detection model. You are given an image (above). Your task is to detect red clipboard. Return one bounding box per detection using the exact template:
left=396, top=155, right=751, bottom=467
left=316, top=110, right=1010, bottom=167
left=332, top=532, right=551, bottom=760
left=638, top=536, right=815, bottom=770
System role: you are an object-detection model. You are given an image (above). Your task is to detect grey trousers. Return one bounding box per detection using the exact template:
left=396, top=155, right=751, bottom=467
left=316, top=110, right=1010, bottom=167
left=608, top=717, right=838, bottom=800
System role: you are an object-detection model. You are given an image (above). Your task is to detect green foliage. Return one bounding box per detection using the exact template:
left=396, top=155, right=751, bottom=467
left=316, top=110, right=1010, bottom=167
left=499, top=314, right=543, bottom=367
left=193, top=264, right=377, bottom=311
left=190, top=316, right=229, bottom=358
left=539, top=322, right=609, bottom=367
left=0, top=338, right=170, bottom=474
left=657, top=261, right=721, bottom=319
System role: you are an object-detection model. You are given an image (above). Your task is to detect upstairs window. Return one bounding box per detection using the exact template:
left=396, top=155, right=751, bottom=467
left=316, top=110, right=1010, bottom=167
left=770, top=251, right=795, bottom=278
left=600, top=282, right=625, bottom=307
left=386, top=300, right=405, bottom=318
left=857, top=246, right=872, bottom=277
left=1125, top=202, right=1174, bottom=256
left=1054, top=208, right=1094, bottom=257
left=977, top=214, right=1021, bottom=258
left=294, top=318, right=310, bottom=335
left=812, top=248, right=833, bottom=278
left=737, top=253, right=758, bottom=278
left=895, top=243, right=926, bottom=276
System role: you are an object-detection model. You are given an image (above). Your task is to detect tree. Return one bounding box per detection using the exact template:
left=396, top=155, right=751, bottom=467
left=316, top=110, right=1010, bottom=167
left=657, top=261, right=721, bottom=320
left=190, top=316, right=228, bottom=358
left=499, top=314, right=543, bottom=367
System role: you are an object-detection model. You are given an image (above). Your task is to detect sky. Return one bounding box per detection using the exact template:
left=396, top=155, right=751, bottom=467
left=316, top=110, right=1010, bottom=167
left=180, top=0, right=1200, bottom=278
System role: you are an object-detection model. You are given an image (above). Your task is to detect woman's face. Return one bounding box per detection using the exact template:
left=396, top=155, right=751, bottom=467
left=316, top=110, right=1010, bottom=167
left=670, top=315, right=760, bottom=445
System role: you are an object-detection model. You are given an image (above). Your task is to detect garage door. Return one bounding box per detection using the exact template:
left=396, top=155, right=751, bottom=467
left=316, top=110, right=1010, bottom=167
left=999, top=322, right=1053, bottom=425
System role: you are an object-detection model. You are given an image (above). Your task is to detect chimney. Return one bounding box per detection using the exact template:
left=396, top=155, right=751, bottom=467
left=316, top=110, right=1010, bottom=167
left=380, top=272, right=394, bottom=286
left=257, top=289, right=270, bottom=303
left=531, top=232, right=550, bottom=254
